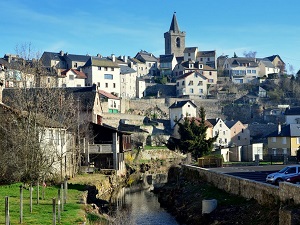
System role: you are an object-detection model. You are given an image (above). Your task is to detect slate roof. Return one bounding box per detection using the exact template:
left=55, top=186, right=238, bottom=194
left=177, top=71, right=207, bottom=81
left=159, top=54, right=174, bottom=63
left=227, top=57, right=258, bottom=67
left=284, top=107, right=300, bottom=115
left=183, top=47, right=197, bottom=53
left=258, top=59, right=275, bottom=68
left=134, top=51, right=158, bottom=63
left=119, top=65, right=136, bottom=74
left=64, top=54, right=90, bottom=62
left=268, top=124, right=300, bottom=137
left=169, top=13, right=180, bottom=32
left=84, top=57, right=119, bottom=68
left=41, top=52, right=66, bottom=67
left=197, top=50, right=216, bottom=57
left=225, top=120, right=238, bottom=129
left=206, top=118, right=219, bottom=127
left=180, top=61, right=216, bottom=71
left=265, top=55, right=285, bottom=64
left=169, top=100, right=197, bottom=109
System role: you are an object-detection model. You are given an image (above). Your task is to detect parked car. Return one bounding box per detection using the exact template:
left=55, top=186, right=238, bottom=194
left=285, top=174, right=300, bottom=184
left=266, top=165, right=300, bottom=184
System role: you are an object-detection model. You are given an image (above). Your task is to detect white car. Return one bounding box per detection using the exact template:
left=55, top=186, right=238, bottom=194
left=266, top=165, right=300, bottom=185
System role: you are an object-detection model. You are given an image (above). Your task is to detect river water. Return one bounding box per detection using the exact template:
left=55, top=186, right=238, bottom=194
left=111, top=187, right=179, bottom=225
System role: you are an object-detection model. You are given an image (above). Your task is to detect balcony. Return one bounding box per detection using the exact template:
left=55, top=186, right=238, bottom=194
left=88, top=144, right=113, bottom=154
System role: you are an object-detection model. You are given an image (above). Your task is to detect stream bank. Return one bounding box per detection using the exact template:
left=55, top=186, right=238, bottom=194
left=155, top=165, right=280, bottom=225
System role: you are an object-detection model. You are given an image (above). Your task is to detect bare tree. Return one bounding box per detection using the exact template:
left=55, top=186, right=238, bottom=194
left=243, top=51, right=257, bottom=58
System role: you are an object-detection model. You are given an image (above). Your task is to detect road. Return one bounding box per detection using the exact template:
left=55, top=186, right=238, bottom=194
left=206, top=165, right=291, bottom=183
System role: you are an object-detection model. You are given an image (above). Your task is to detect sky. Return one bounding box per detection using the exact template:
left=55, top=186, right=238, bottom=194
left=1, top=0, right=300, bottom=74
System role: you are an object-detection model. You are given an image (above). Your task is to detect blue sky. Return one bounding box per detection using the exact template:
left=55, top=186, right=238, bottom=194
left=1, top=0, right=300, bottom=73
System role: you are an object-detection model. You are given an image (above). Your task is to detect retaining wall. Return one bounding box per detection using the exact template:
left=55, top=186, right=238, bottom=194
left=183, top=165, right=300, bottom=206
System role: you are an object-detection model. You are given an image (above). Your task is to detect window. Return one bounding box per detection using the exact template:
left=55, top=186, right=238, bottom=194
left=176, top=82, right=179, bottom=86
left=252, top=70, right=256, bottom=74
left=176, top=37, right=180, bottom=47
left=198, top=81, right=203, bottom=86
left=97, top=82, right=100, bottom=87
left=242, top=129, right=244, bottom=133
left=224, top=138, right=227, bottom=143
left=188, top=81, right=193, bottom=85
left=98, top=66, right=101, bottom=70
left=149, top=63, right=151, bottom=67
left=272, top=148, right=277, bottom=155
left=200, top=58, right=203, bottom=61
left=223, top=131, right=225, bottom=135
left=188, top=53, right=191, bottom=56
left=47, top=77, right=50, bottom=83
left=190, top=88, right=194, bottom=93
left=104, top=67, right=108, bottom=71
left=283, top=148, right=287, bottom=155
left=199, top=89, right=203, bottom=93
left=208, top=79, right=213, bottom=83
left=209, top=71, right=212, bottom=75
left=272, top=137, right=276, bottom=142
left=220, top=123, right=222, bottom=127
left=74, top=63, right=77, bottom=67
left=297, top=137, right=300, bottom=144
left=182, top=81, right=185, bottom=85
left=238, top=136, right=241, bottom=140
left=247, top=70, right=251, bottom=73
left=105, top=83, right=108, bottom=88
left=207, top=58, right=210, bottom=61
left=282, top=137, right=287, bottom=144
left=113, top=83, right=116, bottom=88
left=69, top=75, right=74, bottom=80
left=111, top=67, right=114, bottom=71
left=104, top=74, right=113, bottom=79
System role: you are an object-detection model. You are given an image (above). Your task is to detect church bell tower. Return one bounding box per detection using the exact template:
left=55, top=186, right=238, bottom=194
left=164, top=13, right=186, bottom=57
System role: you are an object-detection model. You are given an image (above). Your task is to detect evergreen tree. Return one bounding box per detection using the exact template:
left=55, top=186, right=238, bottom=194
left=173, top=107, right=217, bottom=159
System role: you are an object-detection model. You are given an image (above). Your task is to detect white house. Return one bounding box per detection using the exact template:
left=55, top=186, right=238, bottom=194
left=82, top=57, right=121, bottom=97
left=134, top=51, right=158, bottom=76
left=136, top=77, right=146, bottom=98
left=176, top=71, right=208, bottom=97
left=257, top=59, right=280, bottom=77
left=183, top=47, right=198, bottom=62
left=159, top=54, right=177, bottom=78
left=58, top=69, right=86, bottom=87
left=99, top=89, right=120, bottom=113
left=196, top=50, right=217, bottom=69
left=169, top=100, right=197, bottom=128
left=119, top=65, right=137, bottom=99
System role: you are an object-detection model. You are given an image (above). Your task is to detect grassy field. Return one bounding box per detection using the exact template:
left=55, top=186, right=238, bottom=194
left=0, top=182, right=86, bottom=225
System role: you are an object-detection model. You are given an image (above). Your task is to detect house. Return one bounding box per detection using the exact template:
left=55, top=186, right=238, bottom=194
left=119, top=65, right=137, bottom=99
left=183, top=47, right=198, bottom=61
left=134, top=51, right=158, bottom=76
left=58, top=69, right=86, bottom=87
left=257, top=59, right=280, bottom=77
left=196, top=50, right=217, bottom=69
left=169, top=100, right=197, bottom=128
left=225, top=120, right=250, bottom=147
left=265, top=55, right=285, bottom=75
left=82, top=56, right=121, bottom=96
left=208, top=118, right=230, bottom=148
left=159, top=54, right=177, bottom=79
left=222, top=57, right=259, bottom=84
left=284, top=107, right=300, bottom=125
left=98, top=89, right=120, bottom=114
left=136, top=77, right=146, bottom=98
left=267, top=124, right=300, bottom=156
left=176, top=71, right=208, bottom=97
left=82, top=122, right=131, bottom=175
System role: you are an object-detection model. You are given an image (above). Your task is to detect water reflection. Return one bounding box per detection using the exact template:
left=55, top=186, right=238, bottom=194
left=111, top=188, right=178, bottom=225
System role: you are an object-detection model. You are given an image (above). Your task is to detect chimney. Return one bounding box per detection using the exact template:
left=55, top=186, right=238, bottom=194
left=111, top=54, right=115, bottom=62
left=278, top=123, right=281, bottom=134
left=123, top=55, right=128, bottom=62
left=97, top=53, right=102, bottom=58
left=59, top=50, right=64, bottom=56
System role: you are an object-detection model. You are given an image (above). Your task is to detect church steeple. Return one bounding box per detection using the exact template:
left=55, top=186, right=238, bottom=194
left=164, top=13, right=186, bottom=57
left=169, top=13, right=180, bottom=32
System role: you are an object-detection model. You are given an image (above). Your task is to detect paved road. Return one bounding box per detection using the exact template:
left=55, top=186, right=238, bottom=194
left=206, top=165, right=292, bottom=183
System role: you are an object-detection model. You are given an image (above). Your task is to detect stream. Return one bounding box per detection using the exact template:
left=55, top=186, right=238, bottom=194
left=110, top=187, right=179, bottom=225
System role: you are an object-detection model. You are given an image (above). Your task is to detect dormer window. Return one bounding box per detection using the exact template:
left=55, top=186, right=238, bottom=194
left=189, top=64, right=193, bottom=68
left=199, top=64, right=203, bottom=69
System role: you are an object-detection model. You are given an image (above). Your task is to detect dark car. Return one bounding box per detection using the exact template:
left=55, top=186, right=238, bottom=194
left=285, top=174, right=300, bottom=184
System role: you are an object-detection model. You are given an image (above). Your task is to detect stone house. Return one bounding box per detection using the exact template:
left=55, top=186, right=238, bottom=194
left=98, top=89, right=120, bottom=114
left=197, top=50, right=217, bottom=69
left=134, top=51, right=158, bottom=76
left=159, top=54, right=177, bottom=78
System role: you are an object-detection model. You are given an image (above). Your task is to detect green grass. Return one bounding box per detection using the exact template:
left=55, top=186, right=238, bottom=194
left=0, top=182, right=85, bottom=224
left=143, top=145, right=168, bottom=150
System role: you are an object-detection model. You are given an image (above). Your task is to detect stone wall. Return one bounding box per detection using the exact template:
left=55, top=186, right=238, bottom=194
left=183, top=165, right=300, bottom=205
